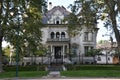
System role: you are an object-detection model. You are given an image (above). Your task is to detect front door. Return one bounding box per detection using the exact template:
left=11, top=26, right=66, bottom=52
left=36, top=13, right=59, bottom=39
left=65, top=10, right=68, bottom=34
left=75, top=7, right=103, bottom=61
left=54, top=46, right=61, bottom=59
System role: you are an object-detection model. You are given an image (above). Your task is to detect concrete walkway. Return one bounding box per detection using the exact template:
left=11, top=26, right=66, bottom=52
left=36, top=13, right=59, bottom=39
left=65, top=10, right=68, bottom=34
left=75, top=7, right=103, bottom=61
left=42, top=71, right=65, bottom=78
left=1, top=78, right=120, bottom=80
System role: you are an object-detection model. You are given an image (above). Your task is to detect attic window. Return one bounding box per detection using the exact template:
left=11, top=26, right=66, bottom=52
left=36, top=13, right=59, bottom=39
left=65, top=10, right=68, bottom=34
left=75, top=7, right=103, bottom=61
left=56, top=21, right=59, bottom=24
left=56, top=17, right=60, bottom=24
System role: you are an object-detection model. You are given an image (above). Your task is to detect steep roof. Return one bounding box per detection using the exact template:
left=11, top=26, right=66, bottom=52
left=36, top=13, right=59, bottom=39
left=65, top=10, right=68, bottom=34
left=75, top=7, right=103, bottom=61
left=42, top=6, right=70, bottom=24
left=46, top=6, right=70, bottom=16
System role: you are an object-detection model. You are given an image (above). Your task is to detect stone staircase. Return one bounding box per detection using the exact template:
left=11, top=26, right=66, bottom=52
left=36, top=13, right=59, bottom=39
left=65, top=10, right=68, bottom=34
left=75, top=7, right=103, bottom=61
left=42, top=65, right=66, bottom=78
left=47, top=65, right=65, bottom=71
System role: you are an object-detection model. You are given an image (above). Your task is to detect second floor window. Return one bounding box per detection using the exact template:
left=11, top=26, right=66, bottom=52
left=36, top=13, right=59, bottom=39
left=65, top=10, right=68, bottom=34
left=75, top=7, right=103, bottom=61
left=56, top=32, right=60, bottom=39
left=61, top=32, right=65, bottom=38
left=51, top=32, right=54, bottom=39
left=84, top=32, right=89, bottom=41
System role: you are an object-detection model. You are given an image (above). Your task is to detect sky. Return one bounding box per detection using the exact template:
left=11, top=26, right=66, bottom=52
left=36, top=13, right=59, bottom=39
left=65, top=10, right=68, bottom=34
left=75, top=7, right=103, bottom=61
left=2, top=0, right=115, bottom=47
left=48, top=0, right=74, bottom=11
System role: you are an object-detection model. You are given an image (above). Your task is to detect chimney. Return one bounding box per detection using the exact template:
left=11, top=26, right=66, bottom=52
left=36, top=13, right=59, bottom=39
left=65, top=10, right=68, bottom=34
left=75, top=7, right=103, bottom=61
left=48, top=2, right=52, bottom=10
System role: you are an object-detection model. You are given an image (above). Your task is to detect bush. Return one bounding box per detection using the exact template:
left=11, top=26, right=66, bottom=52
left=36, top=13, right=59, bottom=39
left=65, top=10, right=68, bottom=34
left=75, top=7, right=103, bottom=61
left=3, top=65, right=46, bottom=72
left=65, top=65, right=120, bottom=70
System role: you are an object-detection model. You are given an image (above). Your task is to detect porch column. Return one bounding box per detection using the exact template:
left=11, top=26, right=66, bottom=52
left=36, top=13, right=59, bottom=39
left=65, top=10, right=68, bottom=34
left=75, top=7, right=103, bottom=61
left=63, top=45, right=65, bottom=63
left=50, top=45, right=53, bottom=59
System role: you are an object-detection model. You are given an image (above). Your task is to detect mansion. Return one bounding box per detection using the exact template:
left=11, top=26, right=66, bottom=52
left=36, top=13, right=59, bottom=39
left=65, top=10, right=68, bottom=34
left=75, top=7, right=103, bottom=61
left=41, top=5, right=99, bottom=61
left=8, top=4, right=99, bottom=65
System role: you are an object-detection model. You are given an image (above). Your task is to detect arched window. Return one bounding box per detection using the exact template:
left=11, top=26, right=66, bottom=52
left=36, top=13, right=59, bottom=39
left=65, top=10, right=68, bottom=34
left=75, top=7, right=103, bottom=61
left=56, top=32, right=60, bottom=39
left=61, top=32, right=65, bottom=38
left=56, top=17, right=60, bottom=24
left=56, top=21, right=59, bottom=24
left=51, top=32, right=54, bottom=39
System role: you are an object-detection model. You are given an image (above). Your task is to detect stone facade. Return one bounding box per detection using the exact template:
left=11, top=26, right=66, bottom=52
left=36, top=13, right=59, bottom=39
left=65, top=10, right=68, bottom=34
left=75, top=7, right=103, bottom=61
left=41, top=6, right=98, bottom=61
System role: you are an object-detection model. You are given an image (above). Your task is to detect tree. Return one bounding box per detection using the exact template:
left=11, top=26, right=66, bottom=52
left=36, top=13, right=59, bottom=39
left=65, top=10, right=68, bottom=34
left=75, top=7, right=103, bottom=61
left=3, top=46, right=11, bottom=57
left=70, top=0, right=120, bottom=55
left=65, top=0, right=98, bottom=59
left=103, top=0, right=120, bottom=49
left=98, top=40, right=108, bottom=44
left=35, top=47, right=46, bottom=64
left=86, top=49, right=101, bottom=57
left=0, top=0, right=47, bottom=72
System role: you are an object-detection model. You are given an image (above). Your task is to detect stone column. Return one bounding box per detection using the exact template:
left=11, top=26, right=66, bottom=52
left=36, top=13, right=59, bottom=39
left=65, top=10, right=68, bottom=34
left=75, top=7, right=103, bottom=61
left=50, top=45, right=53, bottom=60
left=62, top=45, right=65, bottom=63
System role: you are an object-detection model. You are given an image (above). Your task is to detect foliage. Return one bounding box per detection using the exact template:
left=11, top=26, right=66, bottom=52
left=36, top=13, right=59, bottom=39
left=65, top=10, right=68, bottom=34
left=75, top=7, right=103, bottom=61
left=35, top=47, right=47, bottom=56
left=70, top=0, right=120, bottom=49
left=0, top=71, right=48, bottom=78
left=0, top=0, right=47, bottom=72
left=86, top=49, right=101, bottom=56
left=2, top=46, right=11, bottom=57
left=3, top=65, right=46, bottom=71
left=65, top=65, right=120, bottom=70
left=98, top=40, right=108, bottom=44
left=69, top=0, right=98, bottom=26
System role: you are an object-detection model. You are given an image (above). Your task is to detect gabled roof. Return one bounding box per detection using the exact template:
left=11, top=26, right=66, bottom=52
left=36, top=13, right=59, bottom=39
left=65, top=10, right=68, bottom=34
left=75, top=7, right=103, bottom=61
left=46, top=6, right=70, bottom=16
left=42, top=6, right=70, bottom=24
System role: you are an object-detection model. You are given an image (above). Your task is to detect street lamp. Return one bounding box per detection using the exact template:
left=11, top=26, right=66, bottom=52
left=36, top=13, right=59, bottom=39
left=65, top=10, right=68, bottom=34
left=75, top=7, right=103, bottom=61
left=15, top=9, right=21, bottom=77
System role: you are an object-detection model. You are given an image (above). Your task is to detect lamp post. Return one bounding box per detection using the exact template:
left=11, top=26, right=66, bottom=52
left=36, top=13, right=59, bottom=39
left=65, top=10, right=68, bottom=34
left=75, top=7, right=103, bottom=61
left=15, top=9, right=21, bottom=77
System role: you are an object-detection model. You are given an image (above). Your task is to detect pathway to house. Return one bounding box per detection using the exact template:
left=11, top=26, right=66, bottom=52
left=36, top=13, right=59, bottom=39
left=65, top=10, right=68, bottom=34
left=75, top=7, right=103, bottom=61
left=42, top=71, right=66, bottom=78
left=42, top=64, right=66, bottom=78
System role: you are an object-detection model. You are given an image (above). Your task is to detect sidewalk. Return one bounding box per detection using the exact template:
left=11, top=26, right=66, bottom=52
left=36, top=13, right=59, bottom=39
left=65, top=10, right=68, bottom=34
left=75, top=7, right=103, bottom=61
left=1, top=78, right=120, bottom=80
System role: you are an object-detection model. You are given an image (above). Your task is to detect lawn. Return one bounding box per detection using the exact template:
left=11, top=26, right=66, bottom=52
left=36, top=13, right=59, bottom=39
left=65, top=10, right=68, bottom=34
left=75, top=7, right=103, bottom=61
left=61, top=70, right=120, bottom=77
left=61, top=65, right=120, bottom=77
left=0, top=71, right=48, bottom=78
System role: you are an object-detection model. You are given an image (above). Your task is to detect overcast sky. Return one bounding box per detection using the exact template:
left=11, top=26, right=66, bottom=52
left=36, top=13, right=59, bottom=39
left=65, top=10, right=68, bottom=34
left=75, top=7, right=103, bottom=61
left=48, top=0, right=74, bottom=11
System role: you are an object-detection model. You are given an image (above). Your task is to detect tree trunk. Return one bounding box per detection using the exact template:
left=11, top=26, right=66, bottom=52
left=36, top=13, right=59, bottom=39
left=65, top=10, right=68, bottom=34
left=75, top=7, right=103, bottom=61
left=110, top=13, right=120, bottom=50
left=0, top=0, right=3, bottom=72
left=0, top=36, right=3, bottom=72
left=105, top=0, right=120, bottom=49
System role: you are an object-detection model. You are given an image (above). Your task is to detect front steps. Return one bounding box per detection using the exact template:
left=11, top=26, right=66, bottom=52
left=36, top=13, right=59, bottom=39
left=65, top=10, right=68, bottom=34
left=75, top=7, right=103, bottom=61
left=47, top=64, right=66, bottom=71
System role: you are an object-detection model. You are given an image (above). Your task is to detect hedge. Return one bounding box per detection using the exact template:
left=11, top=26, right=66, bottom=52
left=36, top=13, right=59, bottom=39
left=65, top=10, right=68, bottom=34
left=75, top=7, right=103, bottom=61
left=3, top=65, right=46, bottom=71
left=65, top=65, right=120, bottom=70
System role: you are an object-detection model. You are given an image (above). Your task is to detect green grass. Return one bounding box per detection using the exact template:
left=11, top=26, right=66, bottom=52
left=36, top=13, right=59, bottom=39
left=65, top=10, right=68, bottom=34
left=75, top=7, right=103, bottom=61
left=0, top=71, right=48, bottom=78
left=61, top=65, right=120, bottom=77
left=61, top=70, right=120, bottom=77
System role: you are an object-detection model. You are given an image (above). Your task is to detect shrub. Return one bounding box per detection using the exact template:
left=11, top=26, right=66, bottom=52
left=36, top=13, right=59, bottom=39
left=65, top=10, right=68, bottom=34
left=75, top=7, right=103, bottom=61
left=3, top=65, right=46, bottom=72
left=65, top=65, right=120, bottom=70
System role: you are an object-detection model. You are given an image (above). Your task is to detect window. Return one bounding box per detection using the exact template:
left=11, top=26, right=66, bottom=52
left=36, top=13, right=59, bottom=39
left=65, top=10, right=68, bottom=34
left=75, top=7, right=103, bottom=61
left=56, top=32, right=60, bottom=39
left=61, top=32, right=65, bottom=38
left=84, top=32, right=89, bottom=41
left=91, top=32, right=94, bottom=41
left=51, top=32, right=54, bottom=39
left=84, top=46, right=89, bottom=54
left=90, top=46, right=93, bottom=50
left=56, top=21, right=59, bottom=24
left=97, top=56, right=101, bottom=61
left=72, top=46, right=77, bottom=56
left=108, top=57, right=110, bottom=61
left=56, top=17, right=60, bottom=24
